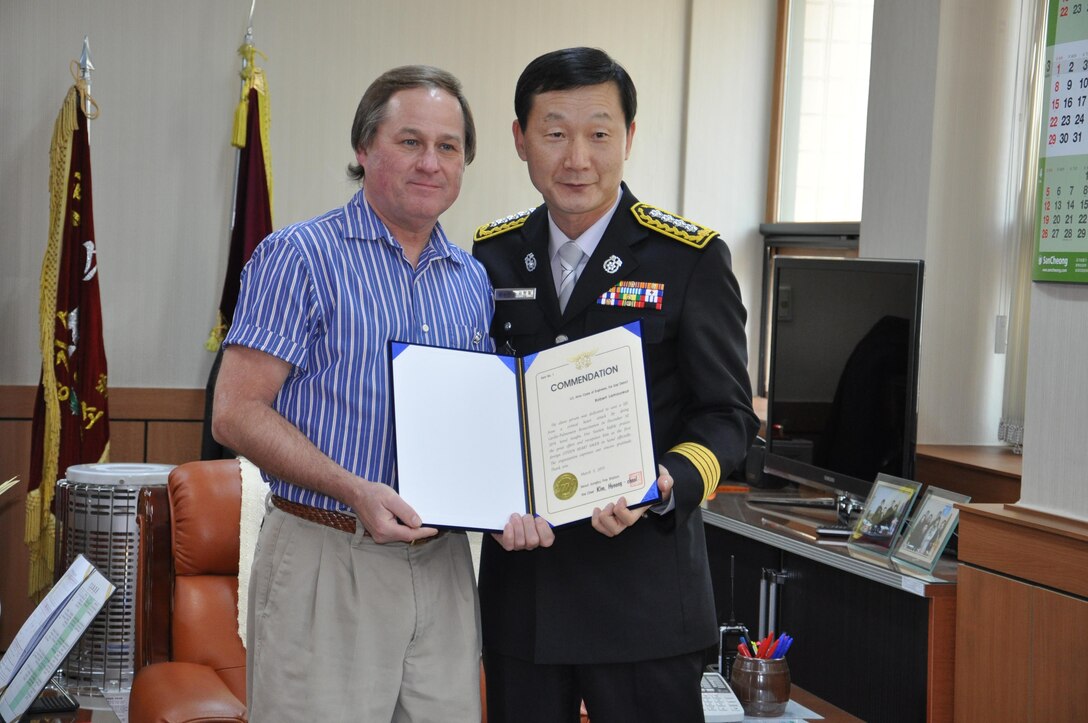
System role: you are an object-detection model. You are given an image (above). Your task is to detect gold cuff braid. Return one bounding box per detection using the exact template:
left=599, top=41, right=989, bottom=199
left=667, top=442, right=721, bottom=502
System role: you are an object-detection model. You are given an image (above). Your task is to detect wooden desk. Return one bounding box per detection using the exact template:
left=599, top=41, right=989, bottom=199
left=703, top=493, right=956, bottom=723
left=579, top=684, right=861, bottom=723
left=791, top=685, right=864, bottom=722
left=915, top=444, right=1022, bottom=503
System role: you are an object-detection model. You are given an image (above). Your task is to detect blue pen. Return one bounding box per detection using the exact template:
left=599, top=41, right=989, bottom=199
left=775, top=636, right=793, bottom=658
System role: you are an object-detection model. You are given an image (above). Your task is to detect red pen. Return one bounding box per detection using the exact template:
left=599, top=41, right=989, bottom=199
left=758, top=633, right=774, bottom=658
left=737, top=642, right=751, bottom=657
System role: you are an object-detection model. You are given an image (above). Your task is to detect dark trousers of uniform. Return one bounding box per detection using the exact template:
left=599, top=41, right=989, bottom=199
left=483, top=648, right=704, bottom=723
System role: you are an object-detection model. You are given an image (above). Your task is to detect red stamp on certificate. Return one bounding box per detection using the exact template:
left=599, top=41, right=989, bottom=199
left=627, top=471, right=643, bottom=488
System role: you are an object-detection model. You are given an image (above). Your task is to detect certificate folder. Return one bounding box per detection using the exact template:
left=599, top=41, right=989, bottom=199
left=391, top=322, right=659, bottom=531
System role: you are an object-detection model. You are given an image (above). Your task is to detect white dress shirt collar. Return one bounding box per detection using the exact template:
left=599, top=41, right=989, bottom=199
left=548, top=188, right=623, bottom=289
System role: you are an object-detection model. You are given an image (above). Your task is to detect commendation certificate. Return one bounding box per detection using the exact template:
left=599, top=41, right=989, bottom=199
left=391, top=322, right=659, bottom=531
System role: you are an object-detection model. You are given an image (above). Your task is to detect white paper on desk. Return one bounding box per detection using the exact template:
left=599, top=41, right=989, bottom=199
left=741, top=699, right=822, bottom=721
left=393, top=345, right=527, bottom=531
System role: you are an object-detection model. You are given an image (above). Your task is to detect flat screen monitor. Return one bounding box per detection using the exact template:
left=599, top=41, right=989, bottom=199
left=762, top=257, right=924, bottom=507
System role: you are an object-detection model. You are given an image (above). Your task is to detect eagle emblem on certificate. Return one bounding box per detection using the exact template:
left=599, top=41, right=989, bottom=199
left=568, top=349, right=596, bottom=370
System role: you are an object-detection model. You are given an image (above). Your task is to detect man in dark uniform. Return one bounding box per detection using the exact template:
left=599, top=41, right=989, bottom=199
left=472, top=47, right=759, bottom=722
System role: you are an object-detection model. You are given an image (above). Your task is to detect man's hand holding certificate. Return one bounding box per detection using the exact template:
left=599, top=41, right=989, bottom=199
left=391, top=322, right=659, bottom=531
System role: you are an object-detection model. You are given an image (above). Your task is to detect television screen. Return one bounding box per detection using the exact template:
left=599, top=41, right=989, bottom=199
left=762, top=257, right=924, bottom=505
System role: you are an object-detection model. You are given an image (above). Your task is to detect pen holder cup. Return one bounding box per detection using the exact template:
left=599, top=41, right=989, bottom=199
left=730, top=656, right=791, bottom=717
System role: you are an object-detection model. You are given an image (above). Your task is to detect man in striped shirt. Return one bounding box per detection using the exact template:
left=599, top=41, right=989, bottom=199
left=212, top=65, right=493, bottom=722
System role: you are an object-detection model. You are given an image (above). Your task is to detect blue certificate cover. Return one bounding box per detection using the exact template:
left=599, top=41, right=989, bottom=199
left=390, top=322, right=659, bottom=531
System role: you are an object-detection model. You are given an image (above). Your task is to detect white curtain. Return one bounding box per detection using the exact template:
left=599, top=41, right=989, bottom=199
left=997, top=0, right=1048, bottom=453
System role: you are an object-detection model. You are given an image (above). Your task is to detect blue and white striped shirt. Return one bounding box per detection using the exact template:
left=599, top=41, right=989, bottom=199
left=225, top=189, right=495, bottom=511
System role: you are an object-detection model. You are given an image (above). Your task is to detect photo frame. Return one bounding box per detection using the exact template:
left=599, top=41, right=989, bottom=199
left=892, top=486, right=971, bottom=572
left=847, top=474, right=922, bottom=558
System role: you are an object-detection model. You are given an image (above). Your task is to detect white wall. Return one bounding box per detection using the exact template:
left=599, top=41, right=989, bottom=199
left=683, top=0, right=777, bottom=384
left=5, top=0, right=770, bottom=391
left=863, top=0, right=1021, bottom=446
left=861, top=0, right=939, bottom=264
left=1021, top=284, right=1088, bottom=519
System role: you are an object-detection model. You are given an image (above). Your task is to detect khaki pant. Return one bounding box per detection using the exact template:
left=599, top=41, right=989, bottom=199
left=247, top=504, right=481, bottom=722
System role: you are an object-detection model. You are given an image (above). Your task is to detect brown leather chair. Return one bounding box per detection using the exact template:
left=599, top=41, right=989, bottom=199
left=129, top=459, right=247, bottom=723
left=129, top=458, right=489, bottom=722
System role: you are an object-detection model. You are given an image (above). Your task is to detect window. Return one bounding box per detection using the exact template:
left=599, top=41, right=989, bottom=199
left=774, top=0, right=874, bottom=223
left=758, top=0, right=873, bottom=395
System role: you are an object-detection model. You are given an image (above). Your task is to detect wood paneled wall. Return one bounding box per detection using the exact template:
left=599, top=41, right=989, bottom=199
left=0, top=385, right=206, bottom=649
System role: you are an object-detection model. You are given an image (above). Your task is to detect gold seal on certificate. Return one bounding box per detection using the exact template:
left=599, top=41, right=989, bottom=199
left=553, top=472, right=579, bottom=501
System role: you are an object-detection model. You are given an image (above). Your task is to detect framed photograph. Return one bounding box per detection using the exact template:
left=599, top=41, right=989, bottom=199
left=847, top=474, right=922, bottom=558
left=892, top=486, right=971, bottom=572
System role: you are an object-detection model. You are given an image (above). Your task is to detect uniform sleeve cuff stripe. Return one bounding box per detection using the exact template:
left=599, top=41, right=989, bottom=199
left=669, top=442, right=721, bottom=501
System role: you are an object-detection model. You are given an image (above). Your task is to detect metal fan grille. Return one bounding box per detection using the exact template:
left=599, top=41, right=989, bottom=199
left=54, top=467, right=168, bottom=694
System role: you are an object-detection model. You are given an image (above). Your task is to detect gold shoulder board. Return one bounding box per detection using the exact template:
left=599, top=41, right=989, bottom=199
left=631, top=203, right=719, bottom=249
left=474, top=208, right=536, bottom=243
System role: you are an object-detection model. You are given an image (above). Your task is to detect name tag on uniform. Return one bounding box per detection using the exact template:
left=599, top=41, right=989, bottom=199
left=494, top=288, right=537, bottom=301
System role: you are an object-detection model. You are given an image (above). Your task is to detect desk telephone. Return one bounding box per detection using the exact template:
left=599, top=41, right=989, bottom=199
left=701, top=670, right=744, bottom=722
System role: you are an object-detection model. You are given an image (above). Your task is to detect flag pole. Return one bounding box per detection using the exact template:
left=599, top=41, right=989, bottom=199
left=78, top=36, right=94, bottom=137
left=230, top=0, right=257, bottom=233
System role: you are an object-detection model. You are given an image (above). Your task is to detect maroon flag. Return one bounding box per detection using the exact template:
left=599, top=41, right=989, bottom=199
left=27, top=86, right=110, bottom=595
left=202, top=44, right=273, bottom=459
left=205, top=45, right=273, bottom=350
left=214, top=85, right=274, bottom=337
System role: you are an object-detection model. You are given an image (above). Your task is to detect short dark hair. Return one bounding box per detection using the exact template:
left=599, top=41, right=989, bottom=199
left=514, top=47, right=637, bottom=131
left=347, top=65, right=476, bottom=182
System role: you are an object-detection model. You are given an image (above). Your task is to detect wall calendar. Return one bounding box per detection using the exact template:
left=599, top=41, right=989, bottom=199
left=1036, top=0, right=1088, bottom=282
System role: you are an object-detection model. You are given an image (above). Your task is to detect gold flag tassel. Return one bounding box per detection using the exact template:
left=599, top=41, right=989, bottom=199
left=68, top=59, right=100, bottom=120
left=25, top=489, right=46, bottom=596
left=231, top=42, right=268, bottom=148
left=27, top=84, right=80, bottom=597
left=45, top=513, right=57, bottom=578
left=204, top=310, right=229, bottom=351
left=24, top=488, right=41, bottom=544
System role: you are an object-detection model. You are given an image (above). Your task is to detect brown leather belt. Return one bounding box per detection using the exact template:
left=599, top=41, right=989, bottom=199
left=272, top=495, right=358, bottom=534
left=270, top=494, right=444, bottom=545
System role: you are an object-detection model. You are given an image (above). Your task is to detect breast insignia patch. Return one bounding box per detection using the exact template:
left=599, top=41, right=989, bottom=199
left=474, top=208, right=536, bottom=243
left=598, top=281, right=665, bottom=310
left=631, top=203, right=718, bottom=249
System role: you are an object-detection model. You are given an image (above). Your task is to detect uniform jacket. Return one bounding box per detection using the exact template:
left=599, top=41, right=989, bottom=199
left=472, top=184, right=759, bottom=664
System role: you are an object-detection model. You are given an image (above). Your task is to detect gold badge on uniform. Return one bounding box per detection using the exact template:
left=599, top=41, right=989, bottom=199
left=597, top=281, right=665, bottom=310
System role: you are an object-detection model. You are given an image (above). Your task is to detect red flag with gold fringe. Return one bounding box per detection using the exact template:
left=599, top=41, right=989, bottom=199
left=26, top=84, right=110, bottom=596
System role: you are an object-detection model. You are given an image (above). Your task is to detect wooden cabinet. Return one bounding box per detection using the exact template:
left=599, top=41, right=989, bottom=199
left=954, top=504, right=1088, bottom=722
left=915, top=445, right=1022, bottom=503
